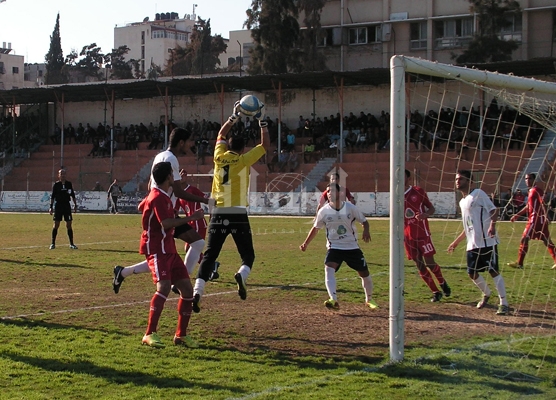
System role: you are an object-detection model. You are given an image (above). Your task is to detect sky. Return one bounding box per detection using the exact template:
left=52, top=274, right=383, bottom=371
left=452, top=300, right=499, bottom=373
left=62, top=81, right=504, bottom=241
left=0, top=0, right=253, bottom=64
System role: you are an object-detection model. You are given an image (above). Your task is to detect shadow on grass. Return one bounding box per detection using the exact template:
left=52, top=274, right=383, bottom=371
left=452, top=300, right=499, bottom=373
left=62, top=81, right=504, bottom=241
left=0, top=317, right=127, bottom=335
left=0, top=258, right=87, bottom=269
left=0, top=351, right=233, bottom=390
left=80, top=248, right=139, bottom=254
left=379, top=359, right=544, bottom=396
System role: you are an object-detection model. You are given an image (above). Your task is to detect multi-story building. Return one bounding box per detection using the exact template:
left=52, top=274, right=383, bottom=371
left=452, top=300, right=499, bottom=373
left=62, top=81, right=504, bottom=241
left=305, top=0, right=556, bottom=71
left=0, top=42, right=24, bottom=90
left=114, top=11, right=196, bottom=76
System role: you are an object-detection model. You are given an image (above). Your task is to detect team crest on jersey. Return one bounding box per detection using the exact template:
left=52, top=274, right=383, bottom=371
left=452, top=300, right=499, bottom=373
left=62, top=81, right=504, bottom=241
left=405, top=208, right=415, bottom=218
left=337, top=225, right=347, bottom=235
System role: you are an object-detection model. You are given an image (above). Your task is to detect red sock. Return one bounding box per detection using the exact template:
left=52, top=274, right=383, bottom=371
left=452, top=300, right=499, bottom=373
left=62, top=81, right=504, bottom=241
left=517, top=243, right=528, bottom=265
left=418, top=268, right=439, bottom=293
left=176, top=297, right=193, bottom=338
left=429, top=264, right=445, bottom=285
left=146, top=292, right=166, bottom=335
left=547, top=242, right=556, bottom=262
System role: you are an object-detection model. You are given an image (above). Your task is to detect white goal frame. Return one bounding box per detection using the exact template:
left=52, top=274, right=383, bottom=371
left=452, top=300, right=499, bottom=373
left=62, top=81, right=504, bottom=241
left=389, top=55, right=556, bottom=362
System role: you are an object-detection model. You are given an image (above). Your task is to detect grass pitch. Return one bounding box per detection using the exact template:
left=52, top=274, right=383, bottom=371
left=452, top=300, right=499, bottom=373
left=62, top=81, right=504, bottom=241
left=0, top=213, right=555, bottom=399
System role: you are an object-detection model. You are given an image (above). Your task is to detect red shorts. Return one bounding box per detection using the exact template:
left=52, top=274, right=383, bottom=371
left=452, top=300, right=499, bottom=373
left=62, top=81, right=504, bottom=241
left=523, top=221, right=551, bottom=241
left=146, top=253, right=189, bottom=284
left=404, top=236, right=436, bottom=261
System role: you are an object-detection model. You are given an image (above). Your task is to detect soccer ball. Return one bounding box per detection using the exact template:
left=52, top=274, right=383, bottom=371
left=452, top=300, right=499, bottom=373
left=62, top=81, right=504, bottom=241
left=238, top=94, right=260, bottom=116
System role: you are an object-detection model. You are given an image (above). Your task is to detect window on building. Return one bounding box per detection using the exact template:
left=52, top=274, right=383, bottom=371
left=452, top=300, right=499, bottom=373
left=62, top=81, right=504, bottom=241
left=410, top=22, right=427, bottom=50
left=434, top=18, right=473, bottom=49
left=12, top=66, right=19, bottom=74
left=500, top=13, right=522, bottom=42
left=553, top=11, right=556, bottom=41
left=141, top=31, right=145, bottom=45
left=349, top=27, right=367, bottom=45
left=0, top=61, right=5, bottom=74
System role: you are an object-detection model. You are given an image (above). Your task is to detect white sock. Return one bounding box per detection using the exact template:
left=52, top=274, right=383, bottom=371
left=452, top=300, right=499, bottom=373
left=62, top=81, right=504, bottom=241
left=325, top=266, right=337, bottom=301
left=121, top=260, right=149, bottom=278
left=493, top=274, right=508, bottom=306
left=361, top=275, right=374, bottom=303
left=472, top=275, right=491, bottom=297
left=184, top=239, right=205, bottom=275
left=193, top=278, right=206, bottom=298
left=238, top=265, right=251, bottom=282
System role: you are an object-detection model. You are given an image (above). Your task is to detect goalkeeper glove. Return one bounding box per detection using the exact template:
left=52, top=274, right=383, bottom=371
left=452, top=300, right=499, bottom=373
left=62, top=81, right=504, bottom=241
left=228, top=101, right=242, bottom=125
left=254, top=102, right=267, bottom=128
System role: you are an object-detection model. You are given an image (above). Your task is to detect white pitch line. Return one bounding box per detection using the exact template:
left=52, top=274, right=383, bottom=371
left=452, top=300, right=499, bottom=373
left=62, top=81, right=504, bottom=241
left=0, top=240, right=137, bottom=251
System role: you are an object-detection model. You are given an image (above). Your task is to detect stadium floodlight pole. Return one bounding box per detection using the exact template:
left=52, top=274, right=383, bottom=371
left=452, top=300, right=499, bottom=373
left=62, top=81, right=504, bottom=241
left=389, top=55, right=406, bottom=362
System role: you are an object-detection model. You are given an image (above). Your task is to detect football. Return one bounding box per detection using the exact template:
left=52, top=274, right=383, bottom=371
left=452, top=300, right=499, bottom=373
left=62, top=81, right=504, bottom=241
left=238, top=94, right=260, bottom=116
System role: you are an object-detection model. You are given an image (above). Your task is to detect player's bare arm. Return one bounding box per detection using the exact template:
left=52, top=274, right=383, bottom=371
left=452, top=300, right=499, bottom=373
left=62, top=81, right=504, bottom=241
left=488, top=209, right=498, bottom=237
left=447, top=231, right=466, bottom=253
left=416, top=204, right=435, bottom=220
left=361, top=221, right=371, bottom=243
left=300, top=227, right=320, bottom=251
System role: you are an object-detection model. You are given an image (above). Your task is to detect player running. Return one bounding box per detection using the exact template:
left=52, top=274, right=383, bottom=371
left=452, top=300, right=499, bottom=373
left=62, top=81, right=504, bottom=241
left=300, top=183, right=378, bottom=310
left=507, top=173, right=556, bottom=270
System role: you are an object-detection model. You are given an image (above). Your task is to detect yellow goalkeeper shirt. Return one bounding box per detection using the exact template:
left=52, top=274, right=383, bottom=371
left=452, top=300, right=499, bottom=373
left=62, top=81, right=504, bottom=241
left=212, top=141, right=266, bottom=207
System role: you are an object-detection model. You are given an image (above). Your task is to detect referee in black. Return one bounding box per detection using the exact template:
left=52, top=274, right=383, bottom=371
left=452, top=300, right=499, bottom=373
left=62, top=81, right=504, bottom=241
left=49, top=168, right=78, bottom=249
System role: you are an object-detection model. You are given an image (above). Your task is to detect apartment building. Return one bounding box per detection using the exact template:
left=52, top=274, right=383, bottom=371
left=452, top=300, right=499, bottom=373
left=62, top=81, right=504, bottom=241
left=114, top=11, right=196, bottom=76
left=308, top=0, right=556, bottom=70
left=0, top=42, right=24, bottom=90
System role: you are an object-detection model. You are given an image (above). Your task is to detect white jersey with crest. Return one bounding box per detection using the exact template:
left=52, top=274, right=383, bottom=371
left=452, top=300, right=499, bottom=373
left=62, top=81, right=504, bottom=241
left=314, top=201, right=367, bottom=250
left=459, top=188, right=499, bottom=251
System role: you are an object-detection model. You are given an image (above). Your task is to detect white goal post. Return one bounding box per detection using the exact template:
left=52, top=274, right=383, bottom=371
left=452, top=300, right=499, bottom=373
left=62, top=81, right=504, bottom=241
left=389, top=55, right=556, bottom=362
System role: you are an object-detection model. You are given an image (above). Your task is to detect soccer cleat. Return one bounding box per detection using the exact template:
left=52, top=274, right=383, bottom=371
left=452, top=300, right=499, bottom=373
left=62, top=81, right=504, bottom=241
left=366, top=299, right=379, bottom=309
left=496, top=304, right=509, bottom=316
left=507, top=262, right=523, bottom=269
left=192, top=293, right=201, bottom=313
left=49, top=244, right=55, bottom=250
left=142, top=332, right=165, bottom=348
left=552, top=264, right=556, bottom=270
left=324, top=299, right=340, bottom=310
left=112, top=265, right=125, bottom=294
left=234, top=273, right=247, bottom=300
left=69, top=244, right=78, bottom=249
left=441, top=281, right=451, bottom=297
left=173, top=335, right=199, bottom=348
left=431, top=291, right=443, bottom=302
left=209, top=261, right=220, bottom=281
left=171, top=285, right=180, bottom=295
left=477, top=294, right=490, bottom=309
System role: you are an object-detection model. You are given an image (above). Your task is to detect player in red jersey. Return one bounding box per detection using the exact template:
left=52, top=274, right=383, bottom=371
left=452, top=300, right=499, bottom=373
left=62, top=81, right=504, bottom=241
left=508, top=173, right=556, bottom=270
left=316, top=172, right=355, bottom=211
left=174, top=171, right=220, bottom=281
left=404, top=170, right=451, bottom=302
left=139, top=161, right=204, bottom=348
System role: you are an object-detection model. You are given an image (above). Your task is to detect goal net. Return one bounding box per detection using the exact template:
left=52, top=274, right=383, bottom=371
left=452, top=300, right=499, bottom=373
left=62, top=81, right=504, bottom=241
left=389, top=56, right=556, bottom=369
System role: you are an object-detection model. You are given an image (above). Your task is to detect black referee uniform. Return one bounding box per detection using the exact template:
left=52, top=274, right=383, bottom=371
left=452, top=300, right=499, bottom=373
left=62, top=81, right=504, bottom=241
left=49, top=174, right=78, bottom=249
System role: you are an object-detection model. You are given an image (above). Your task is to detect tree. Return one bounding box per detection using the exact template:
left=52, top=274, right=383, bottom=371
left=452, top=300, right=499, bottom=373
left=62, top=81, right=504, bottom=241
left=166, top=18, right=226, bottom=76
left=104, top=46, right=135, bottom=80
left=455, top=0, right=521, bottom=64
left=297, top=0, right=327, bottom=72
left=76, top=43, right=105, bottom=80
left=44, top=13, right=68, bottom=85
left=245, top=0, right=301, bottom=74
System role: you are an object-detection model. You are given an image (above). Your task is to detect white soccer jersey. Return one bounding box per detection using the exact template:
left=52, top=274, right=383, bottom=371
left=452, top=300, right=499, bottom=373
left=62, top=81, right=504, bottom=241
left=459, top=188, right=499, bottom=251
left=151, top=150, right=181, bottom=206
left=314, top=201, right=367, bottom=250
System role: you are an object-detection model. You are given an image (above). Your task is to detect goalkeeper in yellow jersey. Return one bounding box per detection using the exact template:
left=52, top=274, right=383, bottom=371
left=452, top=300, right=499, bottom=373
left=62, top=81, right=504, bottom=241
left=192, top=99, right=270, bottom=312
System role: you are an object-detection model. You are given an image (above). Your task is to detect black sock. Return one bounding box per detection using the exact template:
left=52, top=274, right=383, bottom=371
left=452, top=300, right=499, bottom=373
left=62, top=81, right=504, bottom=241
left=67, top=229, right=74, bottom=245
left=51, top=228, right=58, bottom=244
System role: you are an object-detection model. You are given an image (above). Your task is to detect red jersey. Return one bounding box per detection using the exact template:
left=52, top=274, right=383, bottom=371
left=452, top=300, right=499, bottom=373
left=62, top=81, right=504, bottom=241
left=174, top=184, right=208, bottom=232
left=140, top=187, right=177, bottom=255
left=527, top=186, right=546, bottom=224
left=404, top=186, right=433, bottom=240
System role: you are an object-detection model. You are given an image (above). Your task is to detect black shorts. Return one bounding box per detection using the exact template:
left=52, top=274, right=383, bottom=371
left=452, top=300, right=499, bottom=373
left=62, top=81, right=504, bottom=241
left=174, top=218, right=193, bottom=238
left=466, top=245, right=499, bottom=275
left=53, top=205, right=73, bottom=222
left=324, top=248, right=368, bottom=272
